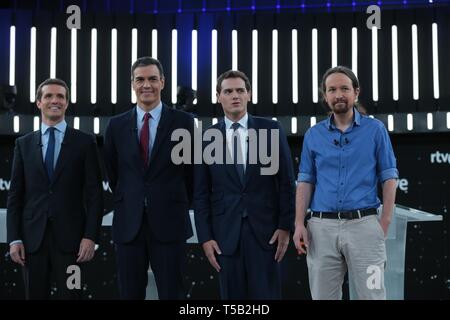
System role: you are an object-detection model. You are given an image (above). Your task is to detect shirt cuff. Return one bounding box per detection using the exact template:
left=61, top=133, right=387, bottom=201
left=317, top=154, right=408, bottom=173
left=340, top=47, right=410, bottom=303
left=10, top=240, right=23, bottom=246
left=297, top=172, right=316, bottom=184
left=379, top=168, right=399, bottom=183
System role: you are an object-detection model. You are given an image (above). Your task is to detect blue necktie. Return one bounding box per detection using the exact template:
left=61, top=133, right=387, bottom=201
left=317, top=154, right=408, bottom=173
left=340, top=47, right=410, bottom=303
left=45, top=127, right=56, bottom=180
left=231, top=122, right=245, bottom=184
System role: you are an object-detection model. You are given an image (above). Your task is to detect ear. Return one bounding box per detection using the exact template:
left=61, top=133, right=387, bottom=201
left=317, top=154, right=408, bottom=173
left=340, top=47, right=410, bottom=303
left=216, top=92, right=221, bottom=104
left=355, top=87, right=360, bottom=98
left=160, top=77, right=165, bottom=90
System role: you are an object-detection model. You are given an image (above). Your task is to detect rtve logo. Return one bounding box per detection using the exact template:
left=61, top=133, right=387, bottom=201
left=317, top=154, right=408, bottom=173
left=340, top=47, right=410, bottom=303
left=0, top=179, right=10, bottom=191
left=430, top=151, right=450, bottom=164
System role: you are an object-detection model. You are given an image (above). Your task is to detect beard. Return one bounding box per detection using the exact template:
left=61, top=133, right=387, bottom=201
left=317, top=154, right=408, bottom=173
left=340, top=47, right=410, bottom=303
left=330, top=102, right=351, bottom=114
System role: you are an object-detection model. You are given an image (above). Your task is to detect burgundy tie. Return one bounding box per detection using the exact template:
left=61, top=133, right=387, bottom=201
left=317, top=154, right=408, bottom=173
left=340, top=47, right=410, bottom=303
left=140, top=113, right=151, bottom=168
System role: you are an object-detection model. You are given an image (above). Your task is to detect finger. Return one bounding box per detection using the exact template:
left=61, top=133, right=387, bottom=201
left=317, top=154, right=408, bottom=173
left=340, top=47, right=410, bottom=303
left=209, top=256, right=221, bottom=272
left=77, top=247, right=87, bottom=263
left=277, top=245, right=288, bottom=262
left=269, top=232, right=278, bottom=245
left=19, top=247, right=26, bottom=260
left=213, top=243, right=222, bottom=255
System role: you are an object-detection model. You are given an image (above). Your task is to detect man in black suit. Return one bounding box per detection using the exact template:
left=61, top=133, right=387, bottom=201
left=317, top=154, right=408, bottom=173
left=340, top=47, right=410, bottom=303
left=104, top=57, right=194, bottom=300
left=194, top=70, right=296, bottom=299
left=7, top=78, right=103, bottom=299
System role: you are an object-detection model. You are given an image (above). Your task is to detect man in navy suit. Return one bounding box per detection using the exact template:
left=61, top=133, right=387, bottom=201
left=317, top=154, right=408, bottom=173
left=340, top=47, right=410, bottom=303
left=104, top=57, right=194, bottom=300
left=194, top=70, right=295, bottom=299
left=7, top=78, right=103, bottom=299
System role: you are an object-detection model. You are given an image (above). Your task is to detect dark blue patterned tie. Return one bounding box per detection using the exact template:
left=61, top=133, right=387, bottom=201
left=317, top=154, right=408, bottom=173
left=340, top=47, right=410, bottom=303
left=45, top=127, right=56, bottom=180
left=231, top=122, right=245, bottom=184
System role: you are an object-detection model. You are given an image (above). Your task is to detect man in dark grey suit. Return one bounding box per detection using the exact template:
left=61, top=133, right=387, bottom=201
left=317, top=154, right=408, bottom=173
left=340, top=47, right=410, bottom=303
left=7, top=78, right=103, bottom=299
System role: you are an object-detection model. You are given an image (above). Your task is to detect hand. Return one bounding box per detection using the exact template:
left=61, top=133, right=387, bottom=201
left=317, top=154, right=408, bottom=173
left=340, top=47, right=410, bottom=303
left=77, top=238, right=95, bottom=263
left=293, top=224, right=309, bottom=255
left=202, top=240, right=222, bottom=272
left=269, top=229, right=290, bottom=262
left=10, top=243, right=26, bottom=266
left=379, top=215, right=391, bottom=238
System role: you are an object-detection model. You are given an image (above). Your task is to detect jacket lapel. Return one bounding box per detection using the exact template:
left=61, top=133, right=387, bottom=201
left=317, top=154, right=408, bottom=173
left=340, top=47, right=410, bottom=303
left=51, top=126, right=73, bottom=184
left=32, top=130, right=49, bottom=183
left=127, top=108, right=142, bottom=170
left=243, top=114, right=258, bottom=187
left=218, top=120, right=242, bottom=188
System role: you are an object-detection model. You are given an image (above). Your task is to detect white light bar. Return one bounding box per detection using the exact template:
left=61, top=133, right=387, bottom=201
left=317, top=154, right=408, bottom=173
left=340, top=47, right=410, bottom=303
left=131, top=28, right=138, bottom=103
left=9, top=26, right=15, bottom=86
left=50, top=27, right=57, bottom=78
left=211, top=29, right=217, bottom=104
left=73, top=117, right=80, bottom=130
left=94, top=117, right=100, bottom=134
left=13, top=116, right=19, bottom=133
left=310, top=116, right=316, bottom=127
left=447, top=112, right=450, bottom=129
left=272, top=117, right=277, bottom=121
left=91, top=28, right=97, bottom=104
left=111, top=28, right=117, bottom=104
left=291, top=117, right=297, bottom=134
left=432, top=23, right=439, bottom=99
left=71, top=28, right=77, bottom=103
left=407, top=113, right=413, bottom=131
left=312, top=28, right=318, bottom=103
left=331, top=27, right=337, bottom=67
left=252, top=30, right=258, bottom=104
left=392, top=25, right=399, bottom=101
left=192, top=29, right=198, bottom=105
left=33, top=116, right=40, bottom=131
left=272, top=29, right=278, bottom=104
left=152, top=29, right=158, bottom=59
left=292, top=29, right=298, bottom=104
left=212, top=117, right=218, bottom=125
left=352, top=27, right=358, bottom=77
left=232, top=29, right=238, bottom=70
left=387, top=114, right=394, bottom=132
left=372, top=27, right=378, bottom=102
left=427, top=113, right=433, bottom=130
left=30, top=27, right=36, bottom=102
left=412, top=24, right=419, bottom=100
left=172, top=29, right=178, bottom=105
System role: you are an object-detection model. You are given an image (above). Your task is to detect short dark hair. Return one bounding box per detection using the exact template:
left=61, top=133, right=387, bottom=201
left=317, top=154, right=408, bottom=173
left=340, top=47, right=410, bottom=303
left=36, top=78, right=70, bottom=102
left=320, top=66, right=360, bottom=105
left=131, top=56, right=164, bottom=81
left=216, top=70, right=251, bottom=94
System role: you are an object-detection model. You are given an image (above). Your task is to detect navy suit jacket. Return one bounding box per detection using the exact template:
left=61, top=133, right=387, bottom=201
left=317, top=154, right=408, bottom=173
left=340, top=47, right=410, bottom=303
left=194, top=115, right=295, bottom=255
left=104, top=105, right=194, bottom=244
left=7, top=127, right=104, bottom=253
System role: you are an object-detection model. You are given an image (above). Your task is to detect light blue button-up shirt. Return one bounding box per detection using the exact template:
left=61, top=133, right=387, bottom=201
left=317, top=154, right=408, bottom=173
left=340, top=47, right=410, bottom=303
left=298, top=108, right=399, bottom=212
left=41, top=120, right=67, bottom=167
left=136, top=102, right=162, bottom=151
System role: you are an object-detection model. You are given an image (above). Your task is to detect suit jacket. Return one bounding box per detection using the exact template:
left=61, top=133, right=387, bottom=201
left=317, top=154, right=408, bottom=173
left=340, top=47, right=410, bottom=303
left=194, top=114, right=296, bottom=255
left=104, top=105, right=194, bottom=244
left=7, top=127, right=104, bottom=254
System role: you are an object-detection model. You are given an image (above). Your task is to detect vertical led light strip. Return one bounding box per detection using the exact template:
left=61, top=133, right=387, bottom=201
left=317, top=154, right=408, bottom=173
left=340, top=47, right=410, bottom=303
left=432, top=23, right=439, bottom=99
left=50, top=27, right=57, bottom=78
left=9, top=26, right=16, bottom=85
left=392, top=25, right=399, bottom=101
left=331, top=27, right=337, bottom=67
left=310, top=116, right=316, bottom=127
left=33, top=116, right=40, bottom=131
left=172, top=29, right=178, bottom=105
left=13, top=116, right=19, bottom=133
left=252, top=29, right=258, bottom=104
left=71, top=28, right=77, bottom=103
left=372, top=27, right=378, bottom=102
left=192, top=29, right=198, bottom=104
left=407, top=113, right=413, bottom=131
left=111, top=28, right=117, bottom=104
left=352, top=27, right=358, bottom=77
left=387, top=114, right=394, bottom=132
left=312, top=28, right=318, bottom=103
left=211, top=29, right=218, bottom=104
left=232, top=29, right=238, bottom=70
left=272, top=29, right=278, bottom=104
left=152, top=29, right=158, bottom=59
left=427, top=113, right=433, bottom=130
left=447, top=112, right=450, bottom=129
left=412, top=24, right=419, bottom=100
left=30, top=27, right=36, bottom=102
left=94, top=117, right=100, bottom=134
left=74, top=117, right=80, bottom=130
left=291, top=117, right=297, bottom=134
left=91, top=28, right=97, bottom=104
left=131, top=28, right=138, bottom=103
left=292, top=29, right=298, bottom=104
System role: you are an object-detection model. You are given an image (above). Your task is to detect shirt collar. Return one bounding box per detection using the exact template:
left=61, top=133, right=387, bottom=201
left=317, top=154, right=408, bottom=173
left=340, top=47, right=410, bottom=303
left=136, top=102, right=163, bottom=122
left=326, top=107, right=361, bottom=130
left=41, top=119, right=67, bottom=135
left=224, top=113, right=248, bottom=130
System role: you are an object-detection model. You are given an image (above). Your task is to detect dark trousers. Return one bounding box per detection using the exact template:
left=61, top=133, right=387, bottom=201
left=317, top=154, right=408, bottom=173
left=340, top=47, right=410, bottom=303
left=23, top=221, right=81, bottom=300
left=115, top=218, right=186, bottom=300
left=217, top=218, right=282, bottom=300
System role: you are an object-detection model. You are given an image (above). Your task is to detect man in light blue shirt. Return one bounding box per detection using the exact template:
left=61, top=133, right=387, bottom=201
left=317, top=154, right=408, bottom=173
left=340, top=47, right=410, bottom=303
left=293, top=66, right=398, bottom=300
